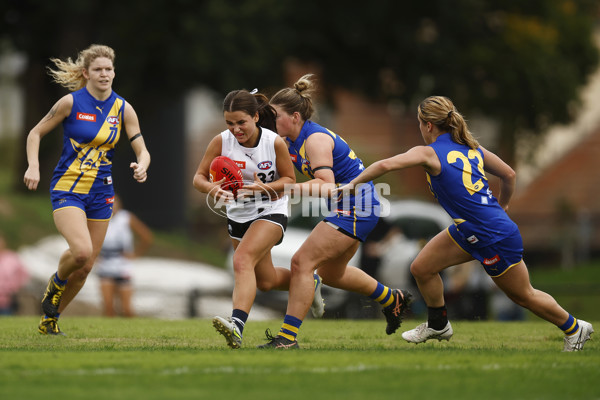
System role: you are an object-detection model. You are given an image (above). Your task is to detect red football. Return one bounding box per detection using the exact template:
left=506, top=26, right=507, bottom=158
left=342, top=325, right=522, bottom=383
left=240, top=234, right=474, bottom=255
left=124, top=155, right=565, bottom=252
left=209, top=156, right=244, bottom=195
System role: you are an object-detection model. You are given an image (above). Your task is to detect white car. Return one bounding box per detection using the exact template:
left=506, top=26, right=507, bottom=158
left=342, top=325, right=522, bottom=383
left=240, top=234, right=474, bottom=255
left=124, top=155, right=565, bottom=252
left=226, top=199, right=453, bottom=317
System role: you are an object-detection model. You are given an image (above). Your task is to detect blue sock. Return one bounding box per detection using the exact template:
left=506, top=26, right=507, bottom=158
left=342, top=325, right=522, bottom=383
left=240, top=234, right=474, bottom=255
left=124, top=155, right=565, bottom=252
left=231, top=309, right=248, bottom=336
left=278, top=315, right=302, bottom=341
left=559, top=314, right=579, bottom=335
left=53, top=272, right=67, bottom=286
left=368, top=282, right=394, bottom=307
left=44, top=313, right=60, bottom=320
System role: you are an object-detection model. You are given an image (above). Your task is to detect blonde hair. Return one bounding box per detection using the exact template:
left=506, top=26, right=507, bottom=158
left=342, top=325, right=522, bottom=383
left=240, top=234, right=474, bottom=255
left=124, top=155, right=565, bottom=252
left=47, top=44, right=115, bottom=91
left=270, top=73, right=317, bottom=120
left=418, top=96, right=479, bottom=149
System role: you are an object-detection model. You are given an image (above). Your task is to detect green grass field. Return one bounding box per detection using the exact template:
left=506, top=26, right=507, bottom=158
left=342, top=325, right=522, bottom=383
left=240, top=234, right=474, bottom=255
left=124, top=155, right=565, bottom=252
left=0, top=317, right=597, bottom=400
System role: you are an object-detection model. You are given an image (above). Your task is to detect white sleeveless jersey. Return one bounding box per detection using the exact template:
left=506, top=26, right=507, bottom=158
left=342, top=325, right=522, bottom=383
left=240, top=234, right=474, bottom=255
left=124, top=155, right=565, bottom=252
left=220, top=128, right=289, bottom=222
left=95, top=209, right=134, bottom=278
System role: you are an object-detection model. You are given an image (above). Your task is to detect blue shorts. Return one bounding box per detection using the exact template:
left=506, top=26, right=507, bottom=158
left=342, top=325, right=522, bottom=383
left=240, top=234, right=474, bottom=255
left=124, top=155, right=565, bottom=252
left=447, top=224, right=523, bottom=277
left=324, top=183, right=380, bottom=242
left=50, top=190, right=115, bottom=221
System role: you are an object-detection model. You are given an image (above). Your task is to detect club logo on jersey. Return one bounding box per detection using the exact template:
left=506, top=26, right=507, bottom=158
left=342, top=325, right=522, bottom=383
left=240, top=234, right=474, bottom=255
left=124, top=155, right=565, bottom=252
left=483, top=255, right=500, bottom=265
left=106, top=116, right=119, bottom=125
left=233, top=160, right=246, bottom=169
left=466, top=235, right=479, bottom=244
left=257, top=161, right=273, bottom=170
left=290, top=154, right=298, bottom=162
left=76, top=112, right=96, bottom=122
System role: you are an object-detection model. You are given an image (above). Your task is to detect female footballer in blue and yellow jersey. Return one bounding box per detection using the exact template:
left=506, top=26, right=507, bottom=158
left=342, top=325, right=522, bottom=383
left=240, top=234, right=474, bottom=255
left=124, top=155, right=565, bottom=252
left=24, top=44, right=150, bottom=336
left=258, top=74, right=412, bottom=349
left=287, top=119, right=380, bottom=241
left=51, top=87, right=125, bottom=197
left=426, top=131, right=521, bottom=274
left=342, top=95, right=593, bottom=351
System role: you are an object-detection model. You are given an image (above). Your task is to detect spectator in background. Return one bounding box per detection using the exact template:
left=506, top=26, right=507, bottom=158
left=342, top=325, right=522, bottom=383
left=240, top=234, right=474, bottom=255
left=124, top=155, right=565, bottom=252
left=360, top=218, right=403, bottom=281
left=0, top=233, right=30, bottom=315
left=444, top=260, right=492, bottom=321
left=95, top=195, right=153, bottom=317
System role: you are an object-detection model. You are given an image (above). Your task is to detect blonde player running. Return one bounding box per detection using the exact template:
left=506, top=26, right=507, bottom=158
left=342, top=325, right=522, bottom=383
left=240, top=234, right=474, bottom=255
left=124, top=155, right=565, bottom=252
left=337, top=96, right=593, bottom=351
left=24, top=44, right=150, bottom=335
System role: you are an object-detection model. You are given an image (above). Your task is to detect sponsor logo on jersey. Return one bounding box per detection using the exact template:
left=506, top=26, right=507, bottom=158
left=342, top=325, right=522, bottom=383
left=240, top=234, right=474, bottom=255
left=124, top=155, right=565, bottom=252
left=105, top=196, right=115, bottom=204
left=335, top=209, right=351, bottom=217
left=106, top=116, right=119, bottom=124
left=290, top=154, right=298, bottom=162
left=76, top=112, right=96, bottom=122
left=257, top=161, right=273, bottom=170
left=103, top=176, right=113, bottom=185
left=466, top=235, right=479, bottom=244
left=483, top=255, right=500, bottom=265
left=233, top=160, right=246, bottom=169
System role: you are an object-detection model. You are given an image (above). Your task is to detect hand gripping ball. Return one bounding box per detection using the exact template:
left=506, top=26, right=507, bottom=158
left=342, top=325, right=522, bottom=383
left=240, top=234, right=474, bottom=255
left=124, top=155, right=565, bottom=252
left=209, top=156, right=244, bottom=195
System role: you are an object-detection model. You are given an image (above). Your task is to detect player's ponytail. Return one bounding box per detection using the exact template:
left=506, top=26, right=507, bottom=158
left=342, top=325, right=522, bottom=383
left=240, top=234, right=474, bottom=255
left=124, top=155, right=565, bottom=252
left=270, top=73, right=317, bottom=121
left=254, top=92, right=277, bottom=132
left=418, top=96, right=479, bottom=149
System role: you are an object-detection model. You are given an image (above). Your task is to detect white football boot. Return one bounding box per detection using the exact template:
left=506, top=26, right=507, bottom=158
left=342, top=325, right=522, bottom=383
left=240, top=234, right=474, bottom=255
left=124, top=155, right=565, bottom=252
left=563, top=320, right=594, bottom=352
left=310, top=274, right=325, bottom=318
left=212, top=316, right=243, bottom=349
left=402, top=321, right=453, bottom=344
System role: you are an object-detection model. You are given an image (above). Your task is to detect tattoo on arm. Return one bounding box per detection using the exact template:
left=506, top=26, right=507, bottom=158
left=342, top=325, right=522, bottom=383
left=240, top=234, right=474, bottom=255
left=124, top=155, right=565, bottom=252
left=41, top=103, right=59, bottom=123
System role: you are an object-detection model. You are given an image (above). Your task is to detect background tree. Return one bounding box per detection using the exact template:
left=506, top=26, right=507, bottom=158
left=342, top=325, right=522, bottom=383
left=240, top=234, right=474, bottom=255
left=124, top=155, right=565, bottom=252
left=282, top=0, right=599, bottom=164
left=1, top=0, right=598, bottom=229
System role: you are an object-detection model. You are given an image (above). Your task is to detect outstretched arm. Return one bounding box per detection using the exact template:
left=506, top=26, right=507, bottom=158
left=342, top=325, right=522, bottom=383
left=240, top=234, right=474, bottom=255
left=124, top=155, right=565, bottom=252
left=349, top=145, right=440, bottom=187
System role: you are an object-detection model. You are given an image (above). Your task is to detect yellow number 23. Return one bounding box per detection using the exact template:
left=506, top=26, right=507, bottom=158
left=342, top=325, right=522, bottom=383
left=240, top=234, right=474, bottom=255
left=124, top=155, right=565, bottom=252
left=447, top=149, right=487, bottom=195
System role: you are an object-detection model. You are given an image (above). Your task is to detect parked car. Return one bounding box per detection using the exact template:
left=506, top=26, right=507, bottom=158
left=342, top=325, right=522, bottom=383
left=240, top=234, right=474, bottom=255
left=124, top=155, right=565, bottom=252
left=226, top=198, right=453, bottom=318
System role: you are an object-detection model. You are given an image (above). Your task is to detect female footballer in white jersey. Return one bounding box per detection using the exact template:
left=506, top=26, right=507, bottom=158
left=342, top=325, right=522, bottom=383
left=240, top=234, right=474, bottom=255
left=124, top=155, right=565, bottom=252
left=24, top=44, right=151, bottom=335
left=193, top=89, right=325, bottom=349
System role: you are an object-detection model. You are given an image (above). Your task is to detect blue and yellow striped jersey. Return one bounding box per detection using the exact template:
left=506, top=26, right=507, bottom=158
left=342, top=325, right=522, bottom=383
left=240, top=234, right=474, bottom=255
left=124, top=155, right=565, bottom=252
left=50, top=87, right=125, bottom=194
left=426, top=133, right=518, bottom=247
left=287, top=120, right=381, bottom=237
left=287, top=120, right=365, bottom=184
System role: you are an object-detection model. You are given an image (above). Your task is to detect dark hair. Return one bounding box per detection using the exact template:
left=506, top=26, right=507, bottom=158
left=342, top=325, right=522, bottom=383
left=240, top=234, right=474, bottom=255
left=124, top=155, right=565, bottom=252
left=222, top=90, right=277, bottom=132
